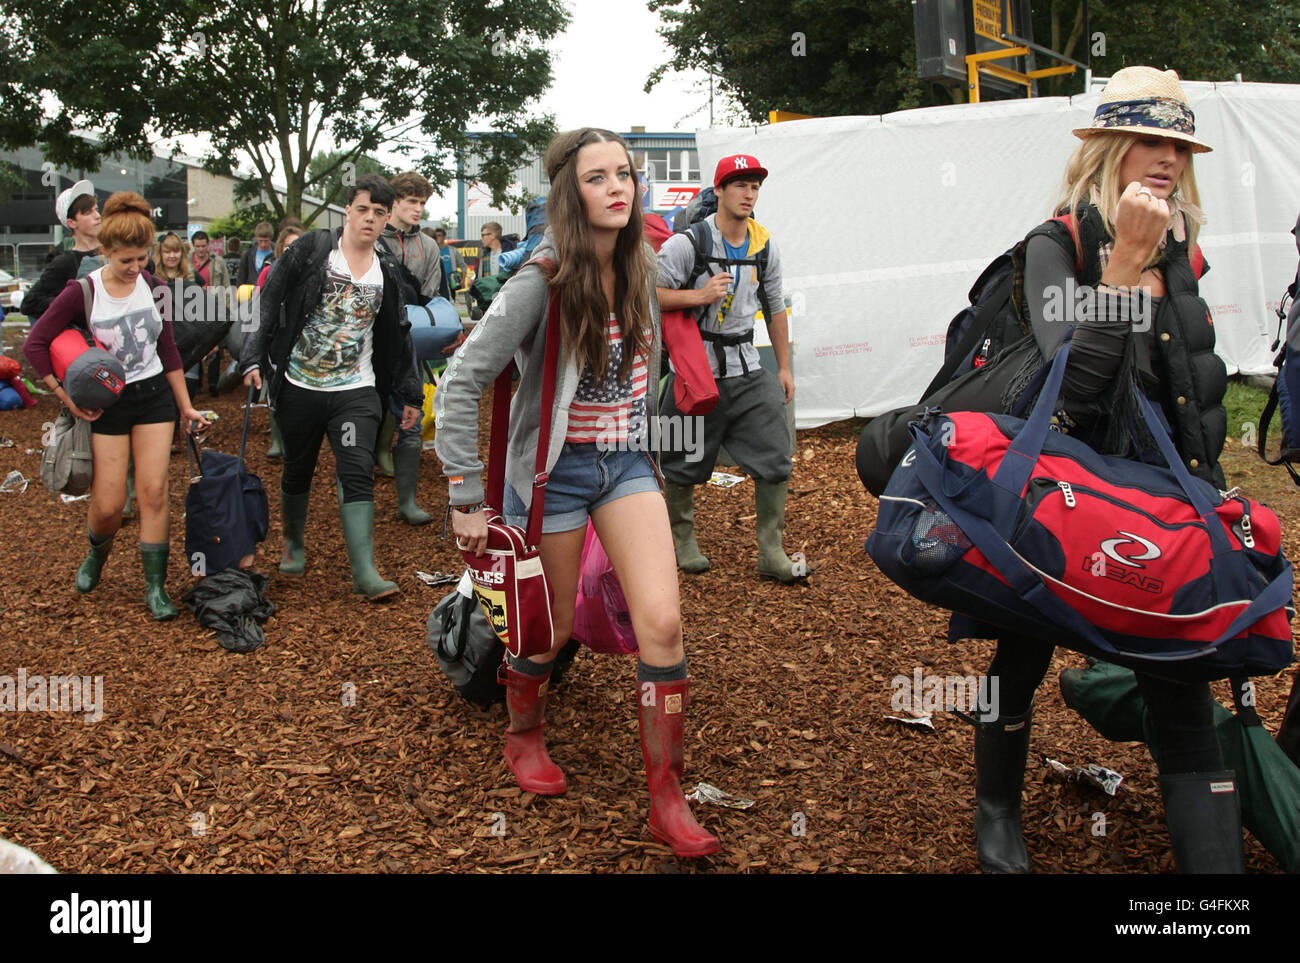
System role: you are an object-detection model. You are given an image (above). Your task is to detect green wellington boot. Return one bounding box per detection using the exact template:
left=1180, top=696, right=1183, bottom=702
left=664, top=483, right=709, bottom=574
left=278, top=489, right=309, bottom=575
left=140, top=545, right=179, bottom=621
left=75, top=531, right=115, bottom=593
left=393, top=444, right=432, bottom=525
left=374, top=412, right=397, bottom=478
left=755, top=480, right=808, bottom=582
left=267, top=410, right=284, bottom=459
left=339, top=500, right=399, bottom=600
left=122, top=460, right=136, bottom=520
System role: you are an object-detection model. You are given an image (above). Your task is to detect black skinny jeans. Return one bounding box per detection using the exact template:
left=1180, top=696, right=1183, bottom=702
left=989, top=633, right=1223, bottom=775
left=275, top=382, right=382, bottom=502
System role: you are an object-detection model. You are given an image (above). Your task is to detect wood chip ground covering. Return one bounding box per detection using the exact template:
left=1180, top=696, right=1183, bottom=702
left=0, top=382, right=1295, bottom=874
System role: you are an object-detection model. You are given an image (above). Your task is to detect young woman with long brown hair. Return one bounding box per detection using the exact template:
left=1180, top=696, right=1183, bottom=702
left=434, top=128, right=720, bottom=858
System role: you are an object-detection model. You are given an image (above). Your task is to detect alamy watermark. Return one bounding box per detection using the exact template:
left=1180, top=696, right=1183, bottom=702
left=594, top=413, right=705, bottom=462
left=151, top=280, right=262, bottom=334
left=890, top=667, right=999, bottom=720
left=1040, top=279, right=1153, bottom=333
left=0, top=668, right=104, bottom=723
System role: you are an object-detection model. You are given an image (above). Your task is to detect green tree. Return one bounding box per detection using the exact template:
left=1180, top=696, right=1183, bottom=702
left=205, top=204, right=279, bottom=242
left=304, top=151, right=394, bottom=208
left=1, top=0, right=568, bottom=225
left=648, top=0, right=1300, bottom=118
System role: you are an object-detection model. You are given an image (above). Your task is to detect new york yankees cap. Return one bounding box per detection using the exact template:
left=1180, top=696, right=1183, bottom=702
left=713, top=154, right=768, bottom=191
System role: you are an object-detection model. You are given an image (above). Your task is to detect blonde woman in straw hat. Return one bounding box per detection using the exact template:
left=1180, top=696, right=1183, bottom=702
left=959, top=67, right=1243, bottom=874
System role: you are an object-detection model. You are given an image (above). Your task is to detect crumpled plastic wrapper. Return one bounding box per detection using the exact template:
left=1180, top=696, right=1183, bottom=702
left=1, top=470, right=27, bottom=494
left=708, top=471, right=747, bottom=488
left=0, top=838, right=56, bottom=874
left=686, top=782, right=754, bottom=809
left=60, top=493, right=91, bottom=503
left=416, top=570, right=461, bottom=587
left=884, top=714, right=936, bottom=732
left=1045, top=757, right=1123, bottom=796
left=0, top=437, right=14, bottom=448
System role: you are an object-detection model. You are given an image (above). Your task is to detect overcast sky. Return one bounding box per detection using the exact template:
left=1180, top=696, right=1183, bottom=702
left=164, top=0, right=734, bottom=221
left=420, top=0, right=737, bottom=219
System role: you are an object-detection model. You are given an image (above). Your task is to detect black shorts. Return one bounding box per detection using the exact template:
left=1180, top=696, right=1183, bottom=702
left=91, top=372, right=178, bottom=436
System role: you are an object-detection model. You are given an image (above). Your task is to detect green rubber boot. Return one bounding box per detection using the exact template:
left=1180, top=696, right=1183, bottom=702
left=375, top=412, right=397, bottom=478
left=664, top=483, right=709, bottom=574
left=122, top=461, right=136, bottom=520
left=339, top=500, right=398, bottom=600
left=755, top=480, right=808, bottom=583
left=393, top=444, right=432, bottom=526
left=75, top=530, right=115, bottom=593
left=279, top=489, right=309, bottom=575
left=267, top=410, right=284, bottom=460
left=140, top=545, right=179, bottom=622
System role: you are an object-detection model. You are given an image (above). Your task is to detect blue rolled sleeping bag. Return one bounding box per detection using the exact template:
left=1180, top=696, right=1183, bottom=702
left=408, top=298, right=463, bottom=361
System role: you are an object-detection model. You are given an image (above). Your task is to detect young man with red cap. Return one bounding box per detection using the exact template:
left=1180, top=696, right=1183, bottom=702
left=656, top=154, right=807, bottom=582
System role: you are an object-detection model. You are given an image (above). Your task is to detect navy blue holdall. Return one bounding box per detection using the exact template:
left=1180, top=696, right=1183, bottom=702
left=866, top=342, right=1295, bottom=682
left=185, top=385, right=269, bottom=576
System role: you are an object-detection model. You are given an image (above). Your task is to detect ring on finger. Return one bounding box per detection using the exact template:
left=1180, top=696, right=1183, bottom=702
left=1136, top=187, right=1154, bottom=198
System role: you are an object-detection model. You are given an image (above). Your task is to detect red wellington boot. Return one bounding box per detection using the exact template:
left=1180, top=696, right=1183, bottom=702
left=638, top=678, right=720, bottom=858
left=501, top=664, right=567, bottom=795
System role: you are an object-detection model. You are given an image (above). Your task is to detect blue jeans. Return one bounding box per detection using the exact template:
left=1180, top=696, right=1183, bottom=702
left=504, top=442, right=659, bottom=534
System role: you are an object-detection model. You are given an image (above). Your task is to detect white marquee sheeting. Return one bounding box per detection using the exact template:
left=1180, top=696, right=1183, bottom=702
left=696, top=82, right=1300, bottom=428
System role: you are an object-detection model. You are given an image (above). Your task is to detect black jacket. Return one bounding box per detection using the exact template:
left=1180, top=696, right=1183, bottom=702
left=1024, top=205, right=1227, bottom=488
left=237, top=244, right=274, bottom=287
left=20, top=248, right=99, bottom=319
left=238, top=228, right=422, bottom=409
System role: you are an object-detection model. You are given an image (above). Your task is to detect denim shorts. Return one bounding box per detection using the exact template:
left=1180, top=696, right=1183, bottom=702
left=504, top=442, right=660, bottom=534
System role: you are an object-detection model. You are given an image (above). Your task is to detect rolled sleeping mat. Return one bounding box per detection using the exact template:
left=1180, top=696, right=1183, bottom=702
left=50, top=328, right=125, bottom=410
left=408, top=297, right=464, bottom=361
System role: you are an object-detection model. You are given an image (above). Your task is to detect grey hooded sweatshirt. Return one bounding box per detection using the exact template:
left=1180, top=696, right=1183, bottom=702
left=433, top=231, right=662, bottom=510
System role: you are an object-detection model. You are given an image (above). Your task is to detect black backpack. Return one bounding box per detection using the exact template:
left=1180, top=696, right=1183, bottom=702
left=427, top=588, right=582, bottom=706
left=920, top=214, right=1084, bottom=400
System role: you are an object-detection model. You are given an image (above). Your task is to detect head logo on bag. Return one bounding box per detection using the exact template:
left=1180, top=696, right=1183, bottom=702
left=1100, top=532, right=1162, bottom=569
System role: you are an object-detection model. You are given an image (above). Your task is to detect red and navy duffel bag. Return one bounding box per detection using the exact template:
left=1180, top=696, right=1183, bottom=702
left=866, top=342, right=1295, bottom=681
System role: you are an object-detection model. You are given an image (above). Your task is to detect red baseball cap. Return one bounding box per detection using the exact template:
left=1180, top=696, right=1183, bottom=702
left=713, top=154, right=768, bottom=191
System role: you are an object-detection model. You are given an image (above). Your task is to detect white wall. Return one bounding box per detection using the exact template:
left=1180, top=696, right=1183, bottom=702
left=698, top=82, right=1300, bottom=428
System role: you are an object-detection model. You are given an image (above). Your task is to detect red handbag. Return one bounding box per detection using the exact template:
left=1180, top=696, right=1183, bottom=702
left=662, top=307, right=719, bottom=415
left=457, top=265, right=560, bottom=659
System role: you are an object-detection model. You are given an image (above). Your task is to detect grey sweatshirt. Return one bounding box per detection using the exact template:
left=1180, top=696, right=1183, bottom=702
left=433, top=232, right=662, bottom=509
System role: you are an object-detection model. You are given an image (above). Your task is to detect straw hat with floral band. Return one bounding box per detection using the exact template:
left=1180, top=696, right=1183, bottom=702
left=1073, top=66, right=1212, bottom=154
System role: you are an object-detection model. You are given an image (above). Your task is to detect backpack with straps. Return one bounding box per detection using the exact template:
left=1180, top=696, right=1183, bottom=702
left=1258, top=224, right=1300, bottom=486
left=681, top=220, right=775, bottom=377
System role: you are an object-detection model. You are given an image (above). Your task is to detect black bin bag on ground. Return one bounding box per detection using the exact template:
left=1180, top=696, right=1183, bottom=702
left=185, top=384, right=269, bottom=575
left=183, top=569, right=275, bottom=653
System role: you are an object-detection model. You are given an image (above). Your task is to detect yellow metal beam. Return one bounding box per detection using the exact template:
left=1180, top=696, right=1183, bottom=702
left=965, top=47, right=1077, bottom=102
left=1027, top=65, right=1078, bottom=80
left=768, top=110, right=817, bottom=124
